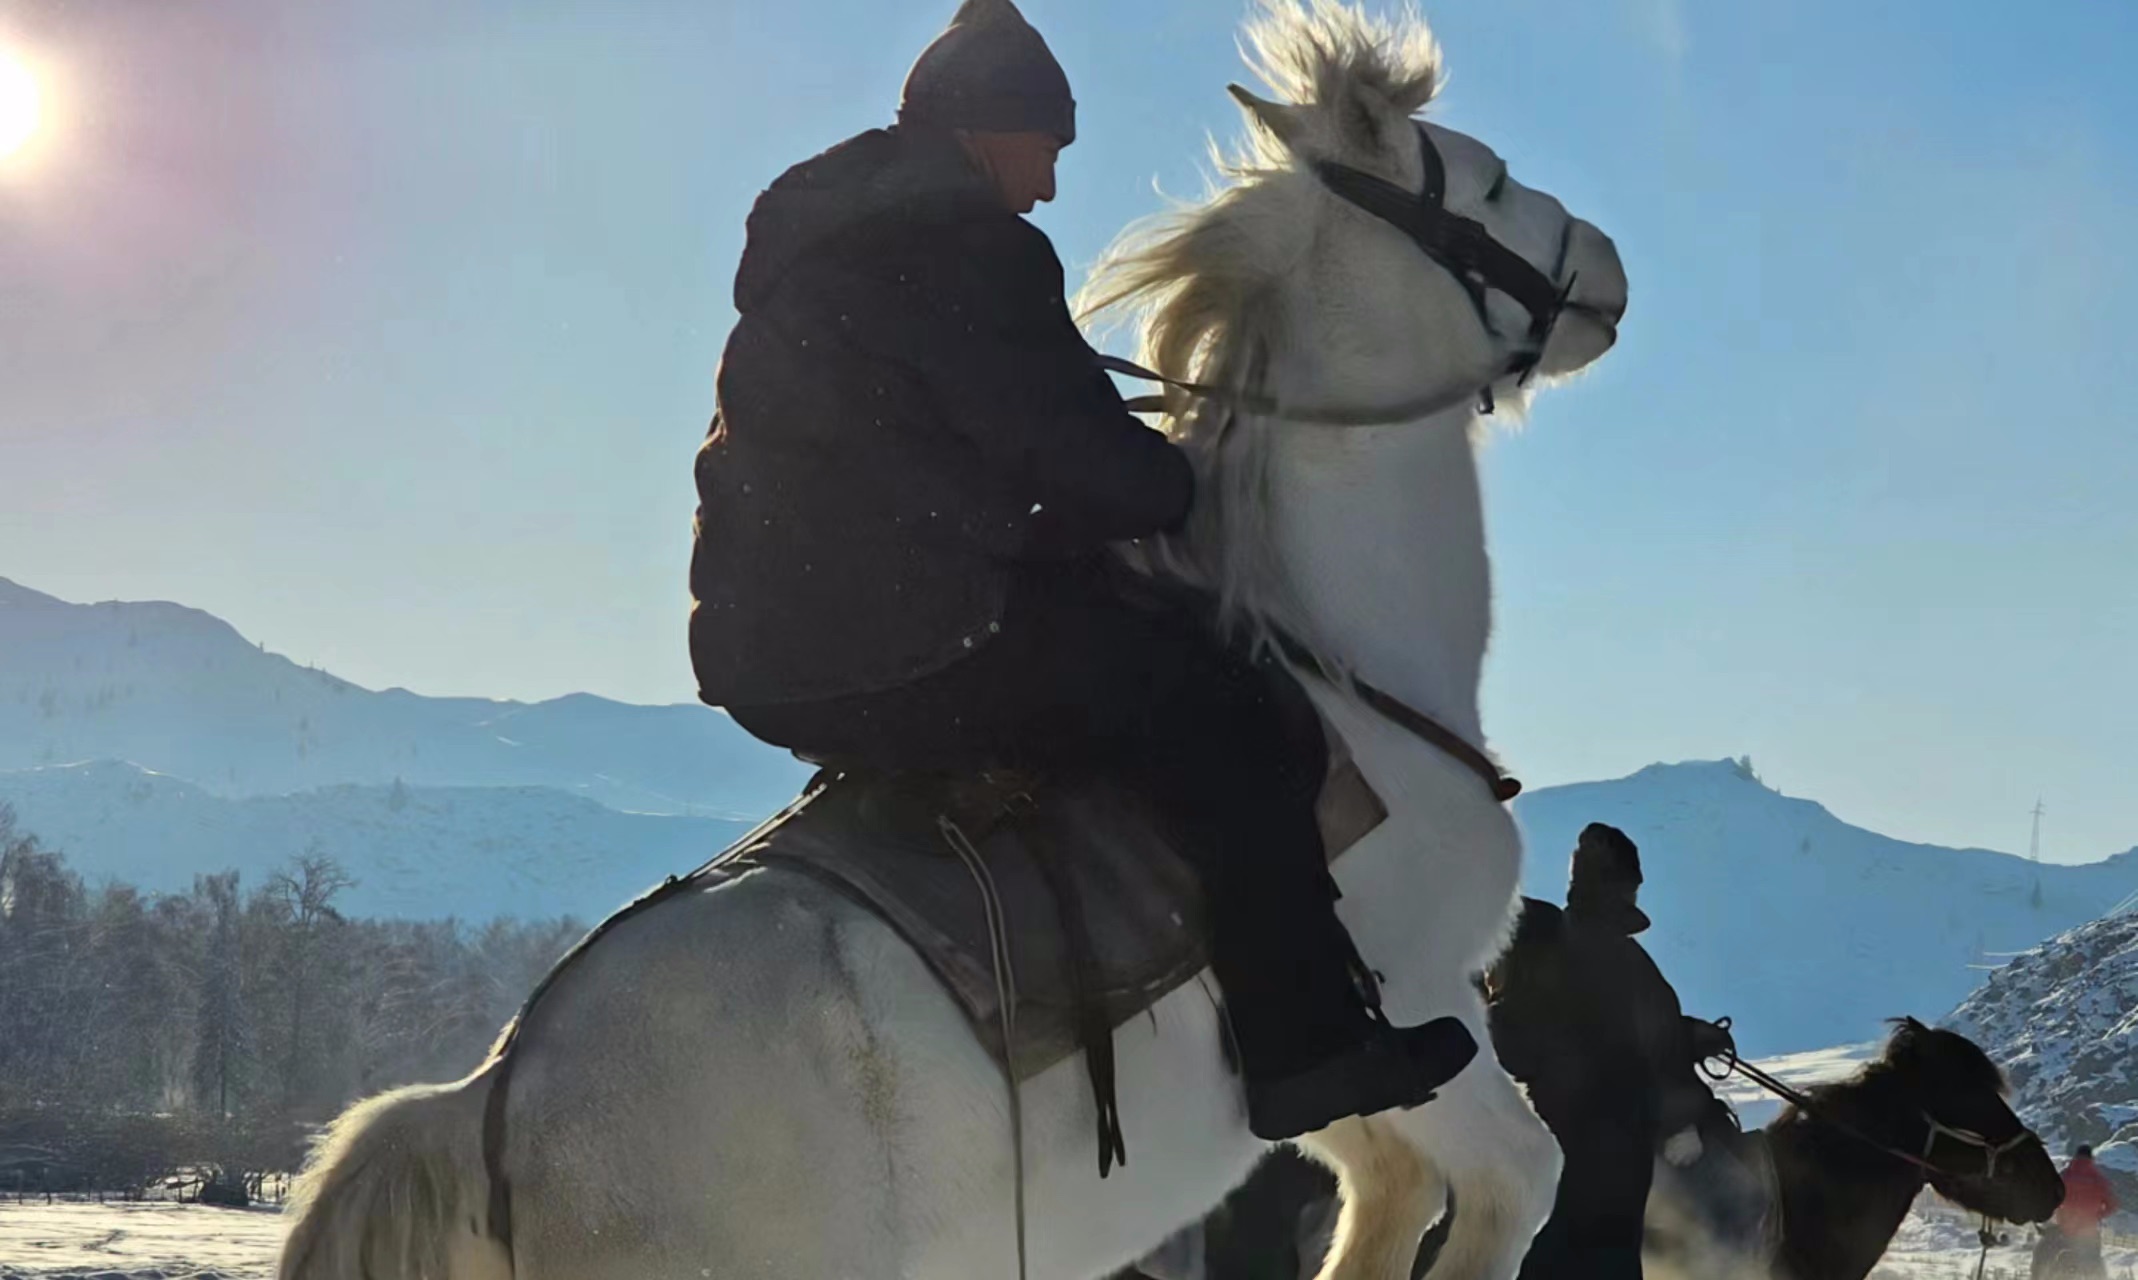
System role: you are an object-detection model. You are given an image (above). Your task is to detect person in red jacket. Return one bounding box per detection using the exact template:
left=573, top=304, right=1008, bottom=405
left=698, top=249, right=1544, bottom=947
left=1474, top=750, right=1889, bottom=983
left=2037, top=1145, right=2120, bottom=1280
left=2058, top=1145, right=2118, bottom=1238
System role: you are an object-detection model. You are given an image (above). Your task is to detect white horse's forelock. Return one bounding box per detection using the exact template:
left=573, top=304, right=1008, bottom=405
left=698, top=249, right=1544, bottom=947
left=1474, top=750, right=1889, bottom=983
left=1240, top=0, right=1445, bottom=135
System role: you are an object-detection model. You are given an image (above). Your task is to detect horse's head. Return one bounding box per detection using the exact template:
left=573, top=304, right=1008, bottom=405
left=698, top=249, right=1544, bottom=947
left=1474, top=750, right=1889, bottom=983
left=1876, top=1018, right=2063, bottom=1225
left=1083, top=1, right=1634, bottom=649
left=1087, top=1, right=1626, bottom=429
left=1218, top=0, right=1626, bottom=414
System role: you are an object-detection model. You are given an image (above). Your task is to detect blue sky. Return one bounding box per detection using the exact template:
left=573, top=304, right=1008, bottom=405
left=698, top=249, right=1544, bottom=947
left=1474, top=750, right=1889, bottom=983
left=0, top=0, right=2131, bottom=861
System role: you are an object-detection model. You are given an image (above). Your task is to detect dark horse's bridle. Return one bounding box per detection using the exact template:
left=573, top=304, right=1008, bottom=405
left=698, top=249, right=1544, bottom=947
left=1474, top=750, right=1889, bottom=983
left=1104, top=122, right=1577, bottom=425
left=1708, top=1036, right=2042, bottom=1185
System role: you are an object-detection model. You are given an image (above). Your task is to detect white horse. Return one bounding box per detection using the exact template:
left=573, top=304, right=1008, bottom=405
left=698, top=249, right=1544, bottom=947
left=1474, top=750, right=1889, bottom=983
left=277, top=4, right=1627, bottom=1278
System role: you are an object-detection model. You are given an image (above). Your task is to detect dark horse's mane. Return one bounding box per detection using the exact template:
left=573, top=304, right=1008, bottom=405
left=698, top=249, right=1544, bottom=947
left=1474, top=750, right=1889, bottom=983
left=1791, top=1018, right=2008, bottom=1114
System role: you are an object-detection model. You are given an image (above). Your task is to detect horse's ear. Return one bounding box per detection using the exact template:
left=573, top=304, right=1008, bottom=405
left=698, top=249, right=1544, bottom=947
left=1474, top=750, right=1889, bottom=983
left=1884, top=1016, right=1930, bottom=1071
left=949, top=0, right=1027, bottom=25
left=1228, top=83, right=1309, bottom=150
left=1336, top=82, right=1394, bottom=154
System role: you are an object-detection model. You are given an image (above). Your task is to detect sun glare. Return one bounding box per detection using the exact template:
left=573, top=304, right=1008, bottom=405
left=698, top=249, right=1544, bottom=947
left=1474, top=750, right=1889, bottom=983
left=0, top=51, right=43, bottom=162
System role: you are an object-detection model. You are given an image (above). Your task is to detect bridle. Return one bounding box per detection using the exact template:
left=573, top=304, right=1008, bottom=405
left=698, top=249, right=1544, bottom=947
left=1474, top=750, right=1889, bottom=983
left=1104, top=122, right=1577, bottom=426
left=1312, top=122, right=1575, bottom=403
left=1713, top=1043, right=2040, bottom=1280
left=1707, top=1036, right=2041, bottom=1186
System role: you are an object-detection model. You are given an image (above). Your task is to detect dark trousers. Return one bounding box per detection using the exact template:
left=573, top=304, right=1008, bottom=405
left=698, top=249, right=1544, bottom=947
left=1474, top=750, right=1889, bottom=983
left=731, top=562, right=1368, bottom=1077
left=1517, top=1113, right=1654, bottom=1280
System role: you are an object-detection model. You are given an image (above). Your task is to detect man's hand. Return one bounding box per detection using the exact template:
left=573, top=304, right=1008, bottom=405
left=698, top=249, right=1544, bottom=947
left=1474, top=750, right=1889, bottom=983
left=1663, top=1127, right=1704, bottom=1168
left=1686, top=1015, right=1736, bottom=1063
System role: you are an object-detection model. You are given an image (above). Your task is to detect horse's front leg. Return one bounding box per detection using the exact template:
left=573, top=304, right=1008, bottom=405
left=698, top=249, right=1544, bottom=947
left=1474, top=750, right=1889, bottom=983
left=1300, top=1115, right=1447, bottom=1280
left=1386, top=1043, right=1559, bottom=1280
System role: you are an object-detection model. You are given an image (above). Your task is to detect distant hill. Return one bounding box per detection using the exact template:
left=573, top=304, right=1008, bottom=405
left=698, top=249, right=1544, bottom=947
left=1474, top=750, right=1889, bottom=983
left=0, top=576, right=812, bottom=817
left=1514, top=760, right=2138, bottom=1055
left=1948, top=908, right=2138, bottom=1209
left=0, top=759, right=752, bottom=921
left=6, top=578, right=2136, bottom=1054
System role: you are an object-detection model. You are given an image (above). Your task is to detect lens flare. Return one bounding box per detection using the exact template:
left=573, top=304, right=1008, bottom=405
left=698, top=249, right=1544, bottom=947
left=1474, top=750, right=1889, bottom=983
left=0, top=52, right=43, bottom=161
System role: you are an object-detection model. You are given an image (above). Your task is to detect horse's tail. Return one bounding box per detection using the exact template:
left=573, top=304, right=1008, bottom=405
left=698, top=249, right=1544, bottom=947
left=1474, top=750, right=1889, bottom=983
left=278, top=1064, right=513, bottom=1280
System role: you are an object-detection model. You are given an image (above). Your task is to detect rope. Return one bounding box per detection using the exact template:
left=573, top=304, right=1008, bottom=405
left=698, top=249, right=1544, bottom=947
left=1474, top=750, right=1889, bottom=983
left=938, top=814, right=1028, bottom=1280
left=1712, top=1051, right=1946, bottom=1178
left=1265, top=628, right=1522, bottom=803
left=1099, top=352, right=1497, bottom=429
left=1711, top=1047, right=2034, bottom=1182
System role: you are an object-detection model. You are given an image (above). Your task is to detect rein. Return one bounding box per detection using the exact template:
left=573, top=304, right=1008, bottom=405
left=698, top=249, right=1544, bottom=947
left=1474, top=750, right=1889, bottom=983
left=1100, top=351, right=1521, bottom=428
left=1267, top=628, right=1521, bottom=803
left=1707, top=1042, right=2029, bottom=1278
left=1706, top=1040, right=2038, bottom=1184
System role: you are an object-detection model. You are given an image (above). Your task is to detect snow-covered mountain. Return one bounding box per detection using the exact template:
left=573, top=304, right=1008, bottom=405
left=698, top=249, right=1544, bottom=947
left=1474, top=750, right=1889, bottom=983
left=0, top=577, right=811, bottom=817
left=1946, top=909, right=2138, bottom=1208
left=7, top=578, right=2136, bottom=1055
left=0, top=759, right=752, bottom=921
left=1514, top=760, right=2138, bottom=1056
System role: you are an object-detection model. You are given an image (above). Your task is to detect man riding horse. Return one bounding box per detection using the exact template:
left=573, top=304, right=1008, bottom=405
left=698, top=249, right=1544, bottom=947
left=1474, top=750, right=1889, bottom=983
left=688, top=0, right=1476, bottom=1142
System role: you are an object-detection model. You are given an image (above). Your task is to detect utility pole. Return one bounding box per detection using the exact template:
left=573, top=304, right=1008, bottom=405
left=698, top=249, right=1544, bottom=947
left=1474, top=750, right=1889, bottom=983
left=2029, top=798, right=2046, bottom=863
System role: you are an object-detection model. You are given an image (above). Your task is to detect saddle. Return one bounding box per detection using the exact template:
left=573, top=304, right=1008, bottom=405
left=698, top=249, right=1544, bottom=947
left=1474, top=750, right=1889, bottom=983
left=714, top=752, right=1388, bottom=1081
left=700, top=747, right=1387, bottom=1172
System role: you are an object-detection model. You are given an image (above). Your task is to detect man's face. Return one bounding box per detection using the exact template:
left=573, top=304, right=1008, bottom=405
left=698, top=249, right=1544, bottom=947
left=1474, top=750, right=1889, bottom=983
left=961, top=130, right=1062, bottom=214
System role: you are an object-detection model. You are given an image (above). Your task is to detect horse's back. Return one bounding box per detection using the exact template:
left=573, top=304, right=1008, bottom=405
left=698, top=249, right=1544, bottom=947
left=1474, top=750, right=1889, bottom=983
left=502, top=868, right=1002, bottom=1277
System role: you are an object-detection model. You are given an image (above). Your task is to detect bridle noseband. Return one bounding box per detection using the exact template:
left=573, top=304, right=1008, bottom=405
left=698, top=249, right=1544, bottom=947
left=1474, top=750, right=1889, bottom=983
left=1312, top=124, right=1575, bottom=399
left=1920, top=1111, right=2037, bottom=1186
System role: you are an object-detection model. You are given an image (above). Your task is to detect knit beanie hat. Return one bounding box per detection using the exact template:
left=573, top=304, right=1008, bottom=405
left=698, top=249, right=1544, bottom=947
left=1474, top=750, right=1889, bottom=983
left=1566, top=823, right=1651, bottom=935
left=899, top=0, right=1077, bottom=144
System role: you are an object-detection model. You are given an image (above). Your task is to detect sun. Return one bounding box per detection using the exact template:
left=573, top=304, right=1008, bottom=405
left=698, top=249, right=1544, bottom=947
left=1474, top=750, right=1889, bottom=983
left=0, top=51, right=43, bottom=162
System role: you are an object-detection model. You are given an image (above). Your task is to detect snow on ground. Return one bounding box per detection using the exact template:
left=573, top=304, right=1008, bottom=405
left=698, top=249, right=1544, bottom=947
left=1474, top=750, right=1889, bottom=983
left=1872, top=1197, right=2138, bottom=1280
left=0, top=1192, right=2127, bottom=1279
left=0, top=1202, right=281, bottom=1279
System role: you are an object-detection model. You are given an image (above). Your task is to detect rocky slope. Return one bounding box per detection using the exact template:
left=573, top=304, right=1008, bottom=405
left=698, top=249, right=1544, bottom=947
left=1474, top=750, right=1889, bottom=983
left=1946, top=908, right=2138, bottom=1209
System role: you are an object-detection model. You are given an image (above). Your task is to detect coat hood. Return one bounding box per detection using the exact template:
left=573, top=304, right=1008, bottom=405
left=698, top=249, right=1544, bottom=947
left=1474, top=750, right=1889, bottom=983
left=733, top=127, right=997, bottom=314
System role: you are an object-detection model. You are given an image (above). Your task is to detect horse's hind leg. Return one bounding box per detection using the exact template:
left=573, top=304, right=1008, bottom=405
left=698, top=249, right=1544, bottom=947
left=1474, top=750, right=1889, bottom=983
left=1390, top=1049, right=1559, bottom=1280
left=1300, top=1116, right=1447, bottom=1280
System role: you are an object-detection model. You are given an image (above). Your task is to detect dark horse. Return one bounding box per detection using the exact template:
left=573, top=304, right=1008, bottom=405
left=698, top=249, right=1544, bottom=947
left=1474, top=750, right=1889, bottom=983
left=1649, top=1018, right=2064, bottom=1280
left=1150, top=1020, right=2062, bottom=1280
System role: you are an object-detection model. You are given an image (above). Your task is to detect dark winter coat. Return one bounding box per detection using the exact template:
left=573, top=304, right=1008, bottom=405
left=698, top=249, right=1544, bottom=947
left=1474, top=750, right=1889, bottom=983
left=1488, top=897, right=1714, bottom=1144
left=689, top=125, right=1193, bottom=707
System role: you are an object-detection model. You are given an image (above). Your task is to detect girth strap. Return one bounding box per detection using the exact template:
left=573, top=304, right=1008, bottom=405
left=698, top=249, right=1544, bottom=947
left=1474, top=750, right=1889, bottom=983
left=1023, top=815, right=1129, bottom=1176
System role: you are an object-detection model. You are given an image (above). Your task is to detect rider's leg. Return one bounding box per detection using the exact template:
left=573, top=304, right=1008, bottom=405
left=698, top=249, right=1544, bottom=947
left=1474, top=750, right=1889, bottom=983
left=734, top=562, right=1475, bottom=1139
left=995, top=566, right=1480, bottom=1137
left=1515, top=1115, right=1650, bottom=1280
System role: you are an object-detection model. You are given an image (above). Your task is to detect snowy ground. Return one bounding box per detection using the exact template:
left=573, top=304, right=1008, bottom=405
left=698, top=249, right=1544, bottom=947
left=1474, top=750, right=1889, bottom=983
left=0, top=1201, right=281, bottom=1279
left=0, top=1195, right=2128, bottom=1279
left=1872, top=1200, right=2138, bottom=1280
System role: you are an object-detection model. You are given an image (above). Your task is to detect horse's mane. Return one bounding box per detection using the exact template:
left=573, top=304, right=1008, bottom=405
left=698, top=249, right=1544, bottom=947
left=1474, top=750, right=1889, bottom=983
left=1801, top=1019, right=2009, bottom=1114
left=1079, top=1, right=1445, bottom=644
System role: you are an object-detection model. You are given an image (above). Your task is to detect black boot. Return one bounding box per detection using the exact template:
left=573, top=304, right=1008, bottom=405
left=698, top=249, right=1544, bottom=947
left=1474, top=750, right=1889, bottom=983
left=1244, top=1015, right=1478, bottom=1141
